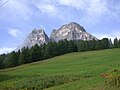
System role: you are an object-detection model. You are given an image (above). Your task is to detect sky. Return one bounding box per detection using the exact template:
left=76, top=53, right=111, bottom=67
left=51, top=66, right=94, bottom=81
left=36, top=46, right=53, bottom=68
left=0, top=0, right=120, bottom=54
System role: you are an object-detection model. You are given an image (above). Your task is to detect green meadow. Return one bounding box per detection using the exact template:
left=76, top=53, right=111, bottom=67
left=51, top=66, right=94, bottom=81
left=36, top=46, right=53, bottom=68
left=0, top=48, right=120, bottom=90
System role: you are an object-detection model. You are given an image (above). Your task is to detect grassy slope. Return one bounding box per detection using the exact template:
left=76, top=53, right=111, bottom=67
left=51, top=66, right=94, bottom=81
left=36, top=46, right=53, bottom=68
left=0, top=49, right=120, bottom=90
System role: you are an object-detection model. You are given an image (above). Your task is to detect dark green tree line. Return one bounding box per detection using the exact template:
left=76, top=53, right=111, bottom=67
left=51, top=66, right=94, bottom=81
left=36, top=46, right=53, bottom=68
left=0, top=38, right=119, bottom=69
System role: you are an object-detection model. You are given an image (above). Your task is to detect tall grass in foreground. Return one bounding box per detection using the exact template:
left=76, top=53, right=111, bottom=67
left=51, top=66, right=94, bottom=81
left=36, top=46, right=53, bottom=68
left=101, top=69, right=120, bottom=88
left=0, top=49, right=120, bottom=90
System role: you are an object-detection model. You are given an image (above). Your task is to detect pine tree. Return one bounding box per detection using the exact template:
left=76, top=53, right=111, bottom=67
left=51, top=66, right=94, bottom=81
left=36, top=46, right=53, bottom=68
left=30, top=44, right=41, bottom=62
left=114, top=38, right=119, bottom=48
left=68, top=40, right=74, bottom=52
left=18, top=47, right=31, bottom=64
left=0, top=54, right=6, bottom=69
left=79, top=40, right=85, bottom=51
left=3, top=51, right=18, bottom=67
left=118, top=39, right=120, bottom=48
left=109, top=38, right=113, bottom=48
left=101, top=38, right=109, bottom=49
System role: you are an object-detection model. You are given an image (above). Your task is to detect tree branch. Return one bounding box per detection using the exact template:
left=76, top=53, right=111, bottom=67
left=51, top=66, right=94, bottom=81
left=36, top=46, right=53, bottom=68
left=0, top=0, right=9, bottom=8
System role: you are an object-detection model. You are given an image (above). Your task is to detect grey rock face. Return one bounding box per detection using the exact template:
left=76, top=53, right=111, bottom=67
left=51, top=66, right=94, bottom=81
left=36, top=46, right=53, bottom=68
left=19, top=29, right=49, bottom=49
left=18, top=22, right=98, bottom=50
left=50, top=22, right=97, bottom=42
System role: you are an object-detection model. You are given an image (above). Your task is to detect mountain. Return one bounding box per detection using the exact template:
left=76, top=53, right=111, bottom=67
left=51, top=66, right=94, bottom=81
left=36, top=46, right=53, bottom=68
left=18, top=22, right=98, bottom=49
left=50, top=22, right=98, bottom=42
left=19, top=29, right=49, bottom=49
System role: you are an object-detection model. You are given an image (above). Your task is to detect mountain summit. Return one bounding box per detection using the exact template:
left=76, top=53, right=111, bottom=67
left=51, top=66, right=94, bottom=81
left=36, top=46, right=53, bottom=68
left=18, top=22, right=98, bottom=49
left=19, top=29, right=49, bottom=49
left=50, top=22, right=97, bottom=42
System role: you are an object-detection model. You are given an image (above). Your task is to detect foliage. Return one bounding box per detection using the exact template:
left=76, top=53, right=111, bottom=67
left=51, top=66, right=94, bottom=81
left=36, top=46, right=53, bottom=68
left=101, top=69, right=120, bottom=88
left=0, top=38, right=119, bottom=69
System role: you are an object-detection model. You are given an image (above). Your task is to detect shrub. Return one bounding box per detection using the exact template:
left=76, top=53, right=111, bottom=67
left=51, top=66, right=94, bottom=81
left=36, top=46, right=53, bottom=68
left=101, top=69, right=120, bottom=88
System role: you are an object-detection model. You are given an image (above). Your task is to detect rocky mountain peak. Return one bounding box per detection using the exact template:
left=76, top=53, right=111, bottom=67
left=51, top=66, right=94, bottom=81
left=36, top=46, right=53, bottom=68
left=59, top=22, right=86, bottom=32
left=50, top=22, right=97, bottom=42
left=18, top=22, right=98, bottom=50
left=19, top=29, right=49, bottom=49
left=32, top=29, right=45, bottom=34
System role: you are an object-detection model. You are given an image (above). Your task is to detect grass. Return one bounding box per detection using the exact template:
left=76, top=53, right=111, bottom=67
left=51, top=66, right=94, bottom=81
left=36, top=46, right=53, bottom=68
left=0, top=48, right=120, bottom=90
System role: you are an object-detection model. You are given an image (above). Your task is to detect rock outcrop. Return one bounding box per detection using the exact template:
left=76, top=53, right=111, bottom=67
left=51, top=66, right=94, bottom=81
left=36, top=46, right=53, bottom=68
left=19, top=29, right=49, bottom=49
left=50, top=22, right=97, bottom=42
left=18, top=22, right=98, bottom=49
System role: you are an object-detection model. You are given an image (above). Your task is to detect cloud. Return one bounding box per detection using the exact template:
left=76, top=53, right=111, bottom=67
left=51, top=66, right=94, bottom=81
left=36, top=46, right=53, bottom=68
left=7, top=28, right=23, bottom=39
left=37, top=3, right=58, bottom=15
left=32, top=0, right=59, bottom=15
left=110, top=31, right=120, bottom=39
left=94, top=31, right=120, bottom=41
left=56, top=0, right=108, bottom=15
left=0, top=47, right=16, bottom=54
left=1, top=0, right=119, bottom=26
left=86, top=0, right=108, bottom=15
left=0, top=0, right=33, bottom=21
left=57, top=0, right=86, bottom=10
left=53, top=0, right=120, bottom=24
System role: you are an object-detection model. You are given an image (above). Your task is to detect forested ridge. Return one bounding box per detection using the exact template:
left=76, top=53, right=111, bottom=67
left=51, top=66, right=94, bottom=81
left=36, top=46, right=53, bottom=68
left=0, top=38, right=120, bottom=69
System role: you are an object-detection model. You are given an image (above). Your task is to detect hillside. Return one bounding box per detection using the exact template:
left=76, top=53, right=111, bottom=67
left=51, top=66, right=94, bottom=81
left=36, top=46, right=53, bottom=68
left=0, top=49, right=120, bottom=90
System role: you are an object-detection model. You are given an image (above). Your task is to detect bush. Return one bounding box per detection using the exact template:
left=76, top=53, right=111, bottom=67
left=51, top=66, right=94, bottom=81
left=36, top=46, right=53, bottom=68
left=101, top=69, right=120, bottom=88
